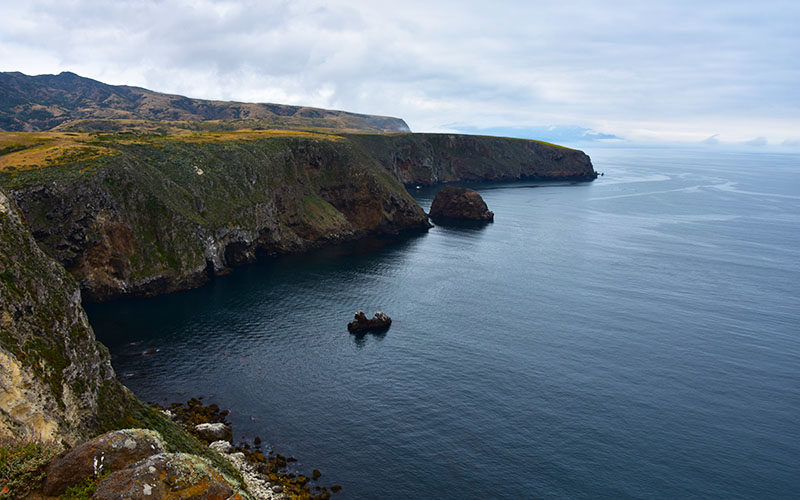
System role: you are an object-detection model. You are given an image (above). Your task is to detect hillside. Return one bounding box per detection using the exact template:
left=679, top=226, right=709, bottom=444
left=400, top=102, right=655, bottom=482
left=0, top=71, right=410, bottom=133
left=0, top=129, right=430, bottom=302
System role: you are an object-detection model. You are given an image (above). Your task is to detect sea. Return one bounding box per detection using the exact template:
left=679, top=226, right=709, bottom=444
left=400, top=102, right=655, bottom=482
left=86, top=148, right=800, bottom=499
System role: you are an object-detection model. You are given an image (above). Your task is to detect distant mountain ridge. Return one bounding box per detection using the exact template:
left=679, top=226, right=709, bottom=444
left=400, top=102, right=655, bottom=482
left=0, top=71, right=410, bottom=133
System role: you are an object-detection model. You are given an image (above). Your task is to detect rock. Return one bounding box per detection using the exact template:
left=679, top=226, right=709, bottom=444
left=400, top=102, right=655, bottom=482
left=209, top=440, right=234, bottom=454
left=194, top=422, right=233, bottom=442
left=218, top=450, right=276, bottom=500
left=347, top=311, right=392, bottom=333
left=42, top=429, right=166, bottom=496
left=93, top=452, right=238, bottom=500
left=429, top=186, right=494, bottom=222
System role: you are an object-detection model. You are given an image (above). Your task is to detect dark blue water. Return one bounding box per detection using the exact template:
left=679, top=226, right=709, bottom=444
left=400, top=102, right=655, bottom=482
left=87, top=148, right=800, bottom=499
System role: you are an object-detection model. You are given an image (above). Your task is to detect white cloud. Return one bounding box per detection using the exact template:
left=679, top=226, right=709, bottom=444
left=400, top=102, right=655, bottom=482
left=1, top=0, right=798, bottom=144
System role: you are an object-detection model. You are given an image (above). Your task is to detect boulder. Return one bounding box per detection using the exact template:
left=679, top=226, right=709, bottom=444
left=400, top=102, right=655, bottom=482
left=209, top=440, right=234, bottom=454
left=42, top=429, right=166, bottom=495
left=93, top=453, right=239, bottom=500
left=428, top=186, right=494, bottom=222
left=194, top=422, right=233, bottom=442
left=348, top=311, right=392, bottom=333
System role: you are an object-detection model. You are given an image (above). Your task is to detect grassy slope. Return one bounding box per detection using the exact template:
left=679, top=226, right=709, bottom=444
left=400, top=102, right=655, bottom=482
left=0, top=129, right=427, bottom=302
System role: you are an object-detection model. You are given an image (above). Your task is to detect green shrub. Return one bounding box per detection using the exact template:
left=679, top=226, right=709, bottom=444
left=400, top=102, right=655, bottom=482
left=0, top=437, right=62, bottom=499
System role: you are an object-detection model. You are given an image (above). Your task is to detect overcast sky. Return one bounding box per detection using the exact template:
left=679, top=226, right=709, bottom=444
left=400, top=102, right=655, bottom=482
left=1, top=0, right=798, bottom=146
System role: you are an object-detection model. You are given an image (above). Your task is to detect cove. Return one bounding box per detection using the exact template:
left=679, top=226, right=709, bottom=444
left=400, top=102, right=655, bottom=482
left=87, top=148, right=800, bottom=498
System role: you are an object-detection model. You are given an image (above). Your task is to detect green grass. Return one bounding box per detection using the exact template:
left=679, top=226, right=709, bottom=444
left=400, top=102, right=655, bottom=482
left=59, top=470, right=111, bottom=500
left=0, top=437, right=62, bottom=499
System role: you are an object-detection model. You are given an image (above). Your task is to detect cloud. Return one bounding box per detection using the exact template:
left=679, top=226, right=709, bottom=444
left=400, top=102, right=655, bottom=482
left=453, top=125, right=622, bottom=144
left=1, top=0, right=799, bottom=144
left=701, top=134, right=720, bottom=145
left=743, top=136, right=768, bottom=147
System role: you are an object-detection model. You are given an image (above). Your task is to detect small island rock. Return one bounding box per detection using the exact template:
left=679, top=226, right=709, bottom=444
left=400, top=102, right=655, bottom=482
left=429, top=186, right=494, bottom=222
left=348, top=311, right=392, bottom=333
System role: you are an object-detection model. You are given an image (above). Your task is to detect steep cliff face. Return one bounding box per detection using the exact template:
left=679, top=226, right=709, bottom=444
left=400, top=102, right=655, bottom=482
left=0, top=187, right=254, bottom=488
left=346, top=133, right=597, bottom=185
left=2, top=134, right=430, bottom=302
left=0, top=189, right=119, bottom=444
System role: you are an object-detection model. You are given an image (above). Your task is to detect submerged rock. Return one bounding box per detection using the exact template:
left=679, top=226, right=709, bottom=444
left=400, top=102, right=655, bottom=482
left=347, top=311, right=392, bottom=333
left=429, top=186, right=494, bottom=222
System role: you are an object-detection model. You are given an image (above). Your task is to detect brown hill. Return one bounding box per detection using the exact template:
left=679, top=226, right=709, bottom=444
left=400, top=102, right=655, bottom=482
left=0, top=71, right=410, bottom=133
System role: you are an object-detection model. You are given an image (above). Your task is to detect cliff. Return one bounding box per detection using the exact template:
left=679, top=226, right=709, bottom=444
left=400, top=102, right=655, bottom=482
left=0, top=189, right=248, bottom=496
left=0, top=71, right=410, bottom=133
left=0, top=189, right=118, bottom=443
left=346, top=132, right=596, bottom=185
left=0, top=131, right=430, bottom=302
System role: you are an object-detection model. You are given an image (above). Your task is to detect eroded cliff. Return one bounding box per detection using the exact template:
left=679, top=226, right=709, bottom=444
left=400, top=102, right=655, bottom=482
left=1, top=132, right=430, bottom=302
left=346, top=132, right=597, bottom=185
left=0, top=189, right=118, bottom=443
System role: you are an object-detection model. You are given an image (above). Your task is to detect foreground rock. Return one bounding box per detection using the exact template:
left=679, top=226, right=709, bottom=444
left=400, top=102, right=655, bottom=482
left=348, top=311, right=392, bottom=333
left=429, top=186, right=494, bottom=222
left=93, top=453, right=239, bottom=500
left=42, top=429, right=166, bottom=495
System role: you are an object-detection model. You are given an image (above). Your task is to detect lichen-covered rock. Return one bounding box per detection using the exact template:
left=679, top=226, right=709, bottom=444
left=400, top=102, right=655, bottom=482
left=93, top=453, right=240, bottom=500
left=194, top=423, right=232, bottom=443
left=0, top=189, right=122, bottom=444
left=217, top=449, right=280, bottom=500
left=429, top=186, right=494, bottom=222
left=347, top=311, right=392, bottom=333
left=42, top=429, right=166, bottom=496
left=345, top=132, right=597, bottom=185
left=209, top=440, right=234, bottom=454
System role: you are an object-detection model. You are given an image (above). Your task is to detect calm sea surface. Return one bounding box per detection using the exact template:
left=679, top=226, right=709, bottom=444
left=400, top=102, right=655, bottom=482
left=87, top=148, right=800, bottom=499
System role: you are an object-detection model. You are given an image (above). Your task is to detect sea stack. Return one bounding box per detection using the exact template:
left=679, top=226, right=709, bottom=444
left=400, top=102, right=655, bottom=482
left=429, top=186, right=494, bottom=222
left=348, top=311, right=392, bottom=333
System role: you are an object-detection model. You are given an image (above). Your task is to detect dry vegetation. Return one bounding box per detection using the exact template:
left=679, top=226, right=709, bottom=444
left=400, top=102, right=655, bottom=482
left=0, top=128, right=342, bottom=172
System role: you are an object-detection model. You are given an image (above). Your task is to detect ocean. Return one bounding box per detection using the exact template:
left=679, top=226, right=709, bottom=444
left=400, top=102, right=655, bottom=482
left=87, top=148, right=800, bottom=498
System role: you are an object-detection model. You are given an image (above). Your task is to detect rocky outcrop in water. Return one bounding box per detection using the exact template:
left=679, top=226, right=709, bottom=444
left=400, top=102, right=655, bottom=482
left=346, top=132, right=597, bottom=185
left=429, top=186, right=494, bottom=222
left=348, top=311, right=392, bottom=332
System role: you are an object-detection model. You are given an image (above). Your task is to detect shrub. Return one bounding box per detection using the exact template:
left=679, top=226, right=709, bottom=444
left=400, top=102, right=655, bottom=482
left=0, top=437, right=62, bottom=499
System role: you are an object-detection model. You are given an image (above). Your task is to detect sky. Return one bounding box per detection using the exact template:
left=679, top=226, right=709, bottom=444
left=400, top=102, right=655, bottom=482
left=1, top=0, right=798, bottom=147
